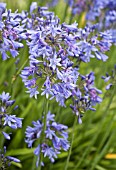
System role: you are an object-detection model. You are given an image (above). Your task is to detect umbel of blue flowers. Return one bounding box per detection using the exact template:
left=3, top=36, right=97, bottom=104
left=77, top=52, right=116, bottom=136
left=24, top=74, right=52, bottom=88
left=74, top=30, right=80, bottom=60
left=20, top=3, right=110, bottom=122
left=25, top=111, right=70, bottom=166
left=0, top=91, right=23, bottom=140
left=0, top=91, right=22, bottom=169
left=0, top=2, right=25, bottom=60
left=48, top=0, right=116, bottom=43
left=66, top=0, right=116, bottom=43
left=70, top=72, right=102, bottom=123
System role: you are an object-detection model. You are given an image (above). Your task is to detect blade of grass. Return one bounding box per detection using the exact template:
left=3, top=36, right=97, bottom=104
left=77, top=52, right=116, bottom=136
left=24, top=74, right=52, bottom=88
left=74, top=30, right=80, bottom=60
left=90, top=130, right=116, bottom=170
left=65, top=115, right=77, bottom=170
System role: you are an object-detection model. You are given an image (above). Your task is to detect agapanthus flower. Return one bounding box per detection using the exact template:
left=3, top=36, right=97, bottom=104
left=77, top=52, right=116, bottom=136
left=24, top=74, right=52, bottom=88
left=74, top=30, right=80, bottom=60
left=25, top=111, right=69, bottom=166
left=65, top=0, right=116, bottom=43
left=0, top=91, right=23, bottom=140
left=65, top=0, right=116, bottom=27
left=70, top=72, right=102, bottom=123
left=0, top=3, right=26, bottom=60
left=20, top=5, right=111, bottom=108
left=30, top=2, right=38, bottom=14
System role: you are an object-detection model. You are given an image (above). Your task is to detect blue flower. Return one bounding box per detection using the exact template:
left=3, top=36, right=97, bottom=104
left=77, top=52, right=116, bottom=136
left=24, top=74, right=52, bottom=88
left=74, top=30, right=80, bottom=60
left=49, top=52, right=61, bottom=70
left=6, top=156, right=20, bottom=163
left=62, top=22, right=78, bottom=32
left=25, top=111, right=69, bottom=166
left=20, top=5, right=111, bottom=106
left=41, top=76, right=53, bottom=99
left=0, top=91, right=11, bottom=103
left=30, top=2, right=37, bottom=14
left=26, top=86, right=39, bottom=99
left=46, top=127, right=55, bottom=139
left=3, top=114, right=23, bottom=129
left=0, top=8, right=25, bottom=60
left=41, top=144, right=59, bottom=163
left=64, top=0, right=116, bottom=43
left=25, top=120, right=43, bottom=147
left=0, top=91, right=23, bottom=140
left=2, top=131, right=11, bottom=140
left=70, top=72, right=103, bottom=123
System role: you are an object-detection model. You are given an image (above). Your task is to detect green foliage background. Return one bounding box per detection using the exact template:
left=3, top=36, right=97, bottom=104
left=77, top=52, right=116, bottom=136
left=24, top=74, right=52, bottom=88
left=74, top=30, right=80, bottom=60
left=0, top=0, right=116, bottom=170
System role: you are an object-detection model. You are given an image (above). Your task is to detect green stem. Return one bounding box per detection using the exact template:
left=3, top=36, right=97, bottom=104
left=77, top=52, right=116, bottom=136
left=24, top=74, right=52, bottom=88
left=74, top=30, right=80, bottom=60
left=32, top=155, right=37, bottom=170
left=10, top=58, right=28, bottom=98
left=65, top=115, right=77, bottom=170
left=38, top=98, right=48, bottom=170
left=11, top=58, right=28, bottom=87
left=13, top=58, right=28, bottom=83
left=0, top=132, right=3, bottom=148
left=43, top=99, right=48, bottom=133
left=0, top=114, right=5, bottom=149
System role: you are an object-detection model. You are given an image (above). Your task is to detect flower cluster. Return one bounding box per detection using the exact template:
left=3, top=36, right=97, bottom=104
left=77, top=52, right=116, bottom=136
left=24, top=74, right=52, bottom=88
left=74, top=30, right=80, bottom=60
left=0, top=91, right=22, bottom=169
left=65, top=0, right=116, bottom=43
left=0, top=3, right=26, bottom=60
left=20, top=4, right=111, bottom=111
left=70, top=72, right=102, bottom=123
left=25, top=111, right=69, bottom=166
left=0, top=91, right=23, bottom=140
left=0, top=1, right=115, bottom=169
left=47, top=0, right=116, bottom=28
left=66, top=0, right=87, bottom=15
left=102, top=65, right=116, bottom=90
left=66, top=0, right=116, bottom=27
left=85, top=0, right=116, bottom=28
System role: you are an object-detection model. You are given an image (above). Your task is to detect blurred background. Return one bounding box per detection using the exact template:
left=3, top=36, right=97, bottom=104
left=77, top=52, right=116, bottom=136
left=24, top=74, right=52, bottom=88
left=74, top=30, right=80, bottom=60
left=0, top=0, right=116, bottom=170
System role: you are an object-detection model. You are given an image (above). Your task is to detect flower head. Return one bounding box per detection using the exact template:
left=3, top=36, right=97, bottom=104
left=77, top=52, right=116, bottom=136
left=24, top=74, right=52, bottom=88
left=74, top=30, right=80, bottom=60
left=25, top=111, right=69, bottom=166
left=0, top=91, right=23, bottom=140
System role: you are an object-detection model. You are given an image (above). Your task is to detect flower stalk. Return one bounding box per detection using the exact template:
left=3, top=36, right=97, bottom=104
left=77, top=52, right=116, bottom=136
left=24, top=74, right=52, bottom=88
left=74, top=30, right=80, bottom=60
left=65, top=115, right=77, bottom=170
